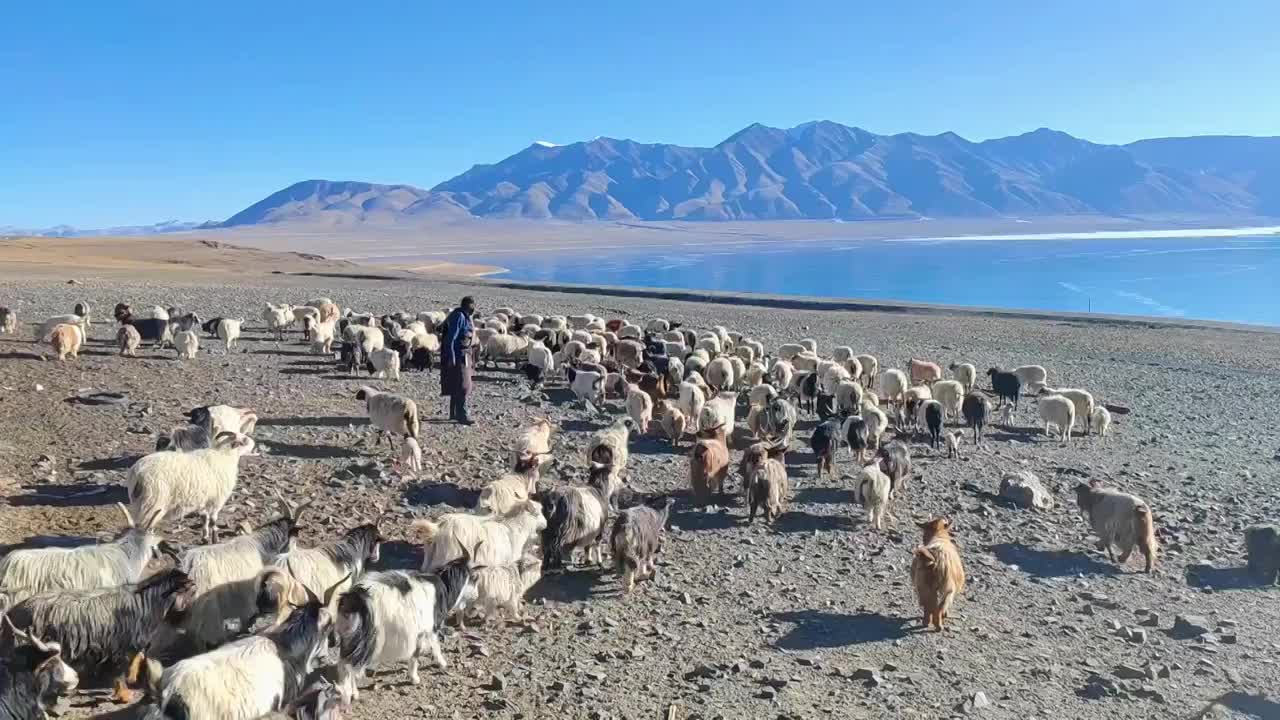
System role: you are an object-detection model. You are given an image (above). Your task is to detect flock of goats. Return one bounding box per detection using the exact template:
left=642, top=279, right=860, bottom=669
left=0, top=294, right=1214, bottom=720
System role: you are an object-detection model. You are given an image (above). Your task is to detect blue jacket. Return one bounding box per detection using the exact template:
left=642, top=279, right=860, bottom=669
left=442, top=307, right=473, bottom=366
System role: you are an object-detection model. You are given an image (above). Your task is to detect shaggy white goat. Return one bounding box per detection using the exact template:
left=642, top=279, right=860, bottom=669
left=355, top=387, right=420, bottom=446
left=565, top=367, right=605, bottom=406
left=1091, top=406, right=1112, bottom=439
left=704, top=356, right=735, bottom=392
left=586, top=417, right=638, bottom=476
left=262, top=303, right=293, bottom=341
left=659, top=401, right=687, bottom=447
left=861, top=400, right=889, bottom=450
left=949, top=362, right=977, bottom=392
left=854, top=462, right=892, bottom=530
left=878, top=368, right=909, bottom=408
left=930, top=380, right=965, bottom=419
left=1037, top=393, right=1076, bottom=443
left=1013, top=364, right=1049, bottom=394
left=477, top=474, right=535, bottom=516
left=126, top=432, right=255, bottom=543
left=174, top=330, right=199, bottom=360
left=48, top=323, right=83, bottom=360
left=625, top=383, right=654, bottom=433
left=216, top=318, right=243, bottom=352
left=473, top=553, right=540, bottom=621
left=1041, top=386, right=1096, bottom=434
left=855, top=353, right=879, bottom=388
left=415, top=499, right=547, bottom=571
left=0, top=504, right=163, bottom=595
left=820, top=363, right=852, bottom=396
left=367, top=347, right=401, bottom=380
left=397, top=437, right=422, bottom=474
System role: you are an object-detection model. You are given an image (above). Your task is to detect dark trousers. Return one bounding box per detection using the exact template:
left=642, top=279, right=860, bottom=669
left=448, top=392, right=469, bottom=422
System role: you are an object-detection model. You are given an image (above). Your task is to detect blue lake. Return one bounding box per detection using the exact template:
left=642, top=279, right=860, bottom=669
left=457, top=234, right=1280, bottom=327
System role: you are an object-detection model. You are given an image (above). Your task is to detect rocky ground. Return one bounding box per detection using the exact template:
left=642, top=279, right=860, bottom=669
left=1, top=273, right=1278, bottom=720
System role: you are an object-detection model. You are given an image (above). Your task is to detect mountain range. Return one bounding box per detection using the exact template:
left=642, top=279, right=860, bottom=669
left=10, top=123, right=1280, bottom=234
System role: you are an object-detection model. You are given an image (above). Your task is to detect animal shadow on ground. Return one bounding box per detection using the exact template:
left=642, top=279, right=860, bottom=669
left=769, top=610, right=910, bottom=650
left=0, top=534, right=99, bottom=554
left=960, top=482, right=1023, bottom=510
left=278, top=367, right=331, bottom=376
left=544, top=387, right=579, bottom=406
left=403, top=482, right=480, bottom=509
left=669, top=501, right=740, bottom=532
left=1188, top=692, right=1280, bottom=719
left=988, top=542, right=1119, bottom=578
left=0, top=351, right=42, bottom=360
left=473, top=371, right=520, bottom=385
left=259, top=440, right=362, bottom=460
left=559, top=419, right=605, bottom=433
left=773, top=510, right=854, bottom=534
left=7, top=483, right=128, bottom=508
left=794, top=486, right=851, bottom=505
left=528, top=566, right=607, bottom=603
left=1185, top=564, right=1264, bottom=591
left=376, top=540, right=422, bottom=571
left=985, top=428, right=1043, bottom=443
left=631, top=436, right=682, bottom=457
left=86, top=704, right=150, bottom=720
left=78, top=455, right=143, bottom=471
left=258, top=415, right=368, bottom=428
left=251, top=348, right=311, bottom=356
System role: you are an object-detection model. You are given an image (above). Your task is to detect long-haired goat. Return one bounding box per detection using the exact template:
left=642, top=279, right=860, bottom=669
left=126, top=431, right=255, bottom=543
left=334, top=553, right=479, bottom=704
left=689, top=434, right=730, bottom=506
left=611, top=497, right=674, bottom=592
left=1074, top=483, right=1157, bottom=573
left=472, top=553, right=541, bottom=622
left=911, top=518, right=966, bottom=631
left=876, top=441, right=912, bottom=498
left=810, top=418, right=841, bottom=480
left=539, top=463, right=622, bottom=571
left=585, top=417, right=637, bottom=479
left=0, top=568, right=195, bottom=704
left=355, top=386, right=420, bottom=447
left=414, top=499, right=546, bottom=572
left=187, top=405, right=258, bottom=437
left=0, top=616, right=79, bottom=720
left=740, top=443, right=789, bottom=524
left=151, top=571, right=348, bottom=720
left=0, top=504, right=167, bottom=596
left=854, top=462, right=892, bottom=530
left=277, top=523, right=382, bottom=610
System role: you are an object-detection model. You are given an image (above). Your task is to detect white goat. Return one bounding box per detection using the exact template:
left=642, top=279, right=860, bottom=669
left=0, top=504, right=163, bottom=595
left=355, top=387, right=420, bottom=446
left=125, top=432, right=255, bottom=543
left=414, top=499, right=547, bottom=571
left=1037, top=393, right=1076, bottom=443
left=174, top=330, right=200, bottom=360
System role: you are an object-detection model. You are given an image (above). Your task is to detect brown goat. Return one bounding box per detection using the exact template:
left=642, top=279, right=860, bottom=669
left=49, top=323, right=82, bottom=361
left=689, top=437, right=729, bottom=505
left=911, top=517, right=966, bottom=631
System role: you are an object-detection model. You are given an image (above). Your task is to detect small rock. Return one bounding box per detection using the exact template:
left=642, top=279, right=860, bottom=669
left=849, top=668, right=884, bottom=686
left=1128, top=629, right=1148, bottom=644
left=1114, top=665, right=1147, bottom=680
left=999, top=470, right=1053, bottom=510
left=957, top=691, right=992, bottom=713
left=485, top=674, right=506, bottom=691
left=1141, top=613, right=1160, bottom=627
left=1172, top=614, right=1212, bottom=639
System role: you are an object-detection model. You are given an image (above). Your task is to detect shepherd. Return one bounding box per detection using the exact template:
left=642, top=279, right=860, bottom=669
left=441, top=296, right=476, bottom=425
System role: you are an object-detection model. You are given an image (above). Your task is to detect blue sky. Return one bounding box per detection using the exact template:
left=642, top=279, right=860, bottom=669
left=3, top=1, right=1277, bottom=227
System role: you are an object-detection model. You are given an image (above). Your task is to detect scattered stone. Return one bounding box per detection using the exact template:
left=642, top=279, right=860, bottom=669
left=999, top=470, right=1053, bottom=510
left=1128, top=629, right=1148, bottom=644
left=956, top=691, right=992, bottom=713
left=1244, top=525, right=1280, bottom=585
left=1172, top=614, right=1212, bottom=639
left=485, top=674, right=506, bottom=691
left=1114, top=665, right=1147, bottom=680
left=1141, top=613, right=1161, bottom=627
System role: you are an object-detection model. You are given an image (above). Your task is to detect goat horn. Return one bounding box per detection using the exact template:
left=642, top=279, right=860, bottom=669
left=116, top=503, right=136, bottom=528
left=286, top=560, right=320, bottom=605
left=1, top=614, right=28, bottom=642
left=322, top=574, right=350, bottom=608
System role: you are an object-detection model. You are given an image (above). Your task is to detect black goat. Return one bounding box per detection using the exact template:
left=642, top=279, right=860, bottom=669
left=962, top=392, right=990, bottom=444
left=986, top=367, right=1021, bottom=409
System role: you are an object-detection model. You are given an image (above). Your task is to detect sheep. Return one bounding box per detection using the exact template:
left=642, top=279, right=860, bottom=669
left=602, top=372, right=628, bottom=399
left=789, top=370, right=819, bottom=414
left=854, top=462, right=892, bottom=530
left=878, top=368, right=908, bottom=409
left=472, top=552, right=541, bottom=623
left=278, top=523, right=382, bottom=612
left=1037, top=393, right=1076, bottom=444
left=156, top=424, right=211, bottom=452
left=876, top=440, right=912, bottom=498
left=861, top=400, right=889, bottom=451
left=931, top=380, right=965, bottom=420
left=0, top=568, right=195, bottom=704
left=1074, top=483, right=1157, bottom=573
left=986, top=367, right=1022, bottom=410
left=645, top=318, right=671, bottom=333
left=355, top=387, right=420, bottom=447
left=1013, top=364, right=1049, bottom=394
left=625, top=383, right=654, bottom=433
left=698, top=391, right=738, bottom=438
left=586, top=417, right=638, bottom=478
left=414, top=499, right=547, bottom=571
left=961, top=392, right=990, bottom=444
left=169, top=312, right=203, bottom=336
left=740, top=443, right=789, bottom=524
left=1091, top=405, right=1112, bottom=439
left=35, top=313, right=86, bottom=342
left=48, top=323, right=82, bottom=360
left=944, top=430, right=963, bottom=459
left=125, top=431, right=256, bottom=543
left=188, top=404, right=258, bottom=437
left=540, top=462, right=623, bottom=571
left=689, top=433, right=730, bottom=505
left=677, top=380, right=707, bottom=433
left=835, top=379, right=864, bottom=415
left=174, top=329, right=199, bottom=359
left=665, top=354, right=685, bottom=389
left=911, top=518, right=966, bottom=631
left=796, top=338, right=816, bottom=354
left=215, top=318, right=243, bottom=352
left=262, top=303, right=293, bottom=341
left=178, top=507, right=303, bottom=648
left=902, top=385, right=933, bottom=430
left=565, top=366, right=605, bottom=406
left=694, top=334, right=722, bottom=357
left=1041, top=386, right=1096, bottom=435
left=842, top=414, right=869, bottom=463
left=704, top=356, right=735, bottom=392
left=0, top=617, right=80, bottom=720
left=820, top=362, right=852, bottom=396
left=766, top=358, right=792, bottom=392
left=810, top=418, right=841, bottom=480
left=611, top=497, right=674, bottom=592
left=117, top=309, right=171, bottom=348
left=153, top=572, right=348, bottom=720
left=0, top=306, right=15, bottom=334
left=346, top=323, right=385, bottom=356
left=310, top=320, right=336, bottom=355
left=365, top=347, right=401, bottom=380
left=949, top=362, right=977, bottom=393
left=733, top=344, right=757, bottom=364
left=0, top=504, right=165, bottom=595
left=906, top=358, right=942, bottom=385
left=116, top=324, right=141, bottom=356
left=742, top=361, right=767, bottom=387
left=855, top=354, right=879, bottom=387
left=921, top=399, right=944, bottom=449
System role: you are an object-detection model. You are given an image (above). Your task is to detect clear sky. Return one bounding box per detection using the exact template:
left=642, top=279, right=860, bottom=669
left=3, top=1, right=1277, bottom=227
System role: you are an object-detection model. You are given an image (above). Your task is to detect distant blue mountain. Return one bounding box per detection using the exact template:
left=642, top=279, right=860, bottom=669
left=0, top=220, right=218, bottom=237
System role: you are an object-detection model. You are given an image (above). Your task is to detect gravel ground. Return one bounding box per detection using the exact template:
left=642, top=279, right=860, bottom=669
left=1, top=273, right=1278, bottom=720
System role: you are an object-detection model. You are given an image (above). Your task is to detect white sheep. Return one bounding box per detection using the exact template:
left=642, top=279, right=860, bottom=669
left=310, top=320, right=336, bottom=355
left=798, top=338, right=817, bottom=354
left=567, top=314, right=597, bottom=330
left=1091, top=406, right=1112, bottom=439
left=216, top=318, right=243, bottom=352
left=645, top=318, right=670, bottom=334
left=625, top=383, right=654, bottom=433
left=35, top=313, right=87, bottom=342
left=742, top=361, right=767, bottom=388
left=698, top=391, right=737, bottom=436
left=125, top=431, right=255, bottom=543
left=367, top=347, right=401, bottom=380
left=485, top=333, right=530, bottom=368
left=586, top=417, right=638, bottom=476
left=835, top=380, right=864, bottom=415
left=659, top=401, right=687, bottom=447
left=1037, top=393, right=1076, bottom=443
left=949, top=362, right=977, bottom=392
left=694, top=334, right=721, bottom=357
left=291, top=306, right=320, bottom=337
left=1014, top=364, right=1049, bottom=394
left=855, top=353, right=879, bottom=388
left=174, top=330, right=199, bottom=360
left=190, top=405, right=258, bottom=437
left=48, top=323, right=83, bottom=360
left=861, top=400, right=889, bottom=450
left=930, top=380, right=965, bottom=419
left=262, top=304, right=293, bottom=341
left=355, top=387, right=420, bottom=446
left=733, top=344, right=756, bottom=364
left=1041, top=386, right=1096, bottom=435
left=854, top=462, right=892, bottom=530
left=792, top=350, right=820, bottom=372
left=878, top=368, right=909, bottom=409
left=415, top=499, right=547, bottom=570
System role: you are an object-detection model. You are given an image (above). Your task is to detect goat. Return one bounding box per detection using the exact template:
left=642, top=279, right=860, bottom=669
left=585, top=417, right=637, bottom=479
left=961, top=392, right=990, bottom=444
left=0, top=616, right=79, bottom=720
left=126, top=431, right=255, bottom=543
left=986, top=367, right=1022, bottom=409
left=414, top=499, right=546, bottom=572
left=472, top=553, right=541, bottom=622
left=539, top=463, right=621, bottom=571
left=355, top=387, right=420, bottom=447
left=876, top=441, right=912, bottom=498
left=689, top=434, right=730, bottom=506
left=854, top=462, right=892, bottom=530
left=611, top=497, right=675, bottom=592
left=277, top=523, right=382, bottom=611
left=810, top=418, right=841, bottom=480
left=740, top=443, right=789, bottom=524
left=1074, top=482, right=1157, bottom=573
left=911, top=518, right=966, bottom=631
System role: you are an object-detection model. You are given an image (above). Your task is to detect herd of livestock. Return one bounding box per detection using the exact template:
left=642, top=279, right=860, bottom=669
left=2, top=295, right=1278, bottom=720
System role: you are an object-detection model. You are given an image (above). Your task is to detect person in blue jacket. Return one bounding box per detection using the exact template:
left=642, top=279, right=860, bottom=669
left=440, top=296, right=476, bottom=425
